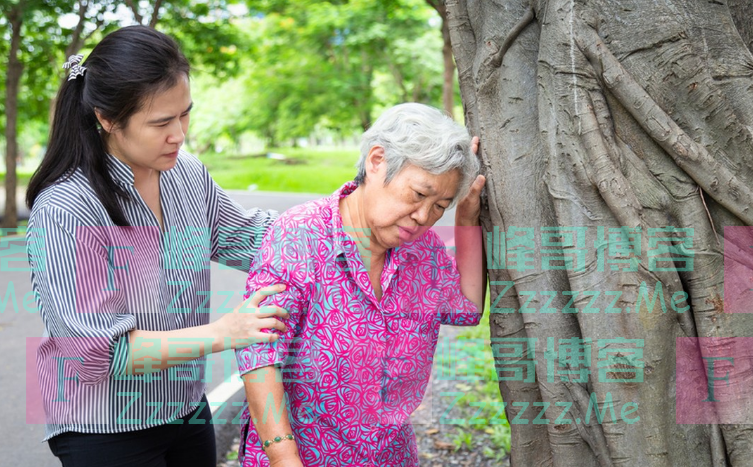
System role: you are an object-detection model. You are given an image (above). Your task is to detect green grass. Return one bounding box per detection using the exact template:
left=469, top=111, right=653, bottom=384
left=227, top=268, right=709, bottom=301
left=433, top=287, right=512, bottom=462
left=0, top=221, right=27, bottom=238
left=199, top=147, right=359, bottom=194
left=2, top=148, right=358, bottom=194
left=0, top=172, right=33, bottom=186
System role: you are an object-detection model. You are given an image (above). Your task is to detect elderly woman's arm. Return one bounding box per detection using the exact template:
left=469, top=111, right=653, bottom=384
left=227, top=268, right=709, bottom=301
left=455, top=169, right=487, bottom=313
left=242, top=366, right=303, bottom=466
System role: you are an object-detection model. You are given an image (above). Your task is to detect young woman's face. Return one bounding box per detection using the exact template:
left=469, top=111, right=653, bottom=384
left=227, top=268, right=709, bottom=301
left=102, top=74, right=192, bottom=181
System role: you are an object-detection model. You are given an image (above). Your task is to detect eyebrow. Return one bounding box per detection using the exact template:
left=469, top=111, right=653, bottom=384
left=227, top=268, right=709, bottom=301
left=146, top=102, right=193, bottom=125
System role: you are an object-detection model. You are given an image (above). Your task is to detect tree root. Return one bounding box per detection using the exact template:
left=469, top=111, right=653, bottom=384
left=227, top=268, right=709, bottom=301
left=575, top=24, right=753, bottom=226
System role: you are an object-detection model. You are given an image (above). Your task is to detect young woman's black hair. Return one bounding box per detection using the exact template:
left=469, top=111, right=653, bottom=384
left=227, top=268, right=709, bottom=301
left=26, top=25, right=190, bottom=226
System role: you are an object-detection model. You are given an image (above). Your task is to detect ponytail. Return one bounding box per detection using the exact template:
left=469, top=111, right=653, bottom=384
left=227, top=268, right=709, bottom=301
left=26, top=25, right=190, bottom=227
left=26, top=74, right=130, bottom=226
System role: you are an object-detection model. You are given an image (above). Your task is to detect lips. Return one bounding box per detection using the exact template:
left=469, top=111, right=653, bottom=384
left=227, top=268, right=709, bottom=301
left=397, top=227, right=421, bottom=243
left=163, top=150, right=179, bottom=158
left=398, top=226, right=418, bottom=236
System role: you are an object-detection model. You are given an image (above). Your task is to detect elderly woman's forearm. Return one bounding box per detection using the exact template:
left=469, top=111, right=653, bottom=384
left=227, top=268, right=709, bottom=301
left=455, top=224, right=487, bottom=313
left=242, top=366, right=301, bottom=462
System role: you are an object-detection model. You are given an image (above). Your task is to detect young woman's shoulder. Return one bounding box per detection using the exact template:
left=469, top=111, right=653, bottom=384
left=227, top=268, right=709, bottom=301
left=30, top=170, right=111, bottom=227
left=168, top=150, right=239, bottom=206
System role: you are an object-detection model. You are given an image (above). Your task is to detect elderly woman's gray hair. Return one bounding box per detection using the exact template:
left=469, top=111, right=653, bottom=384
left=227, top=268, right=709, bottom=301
left=354, top=103, right=479, bottom=204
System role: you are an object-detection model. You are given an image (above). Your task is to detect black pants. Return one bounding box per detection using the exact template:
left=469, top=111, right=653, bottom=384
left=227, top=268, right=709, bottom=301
left=48, top=396, right=216, bottom=467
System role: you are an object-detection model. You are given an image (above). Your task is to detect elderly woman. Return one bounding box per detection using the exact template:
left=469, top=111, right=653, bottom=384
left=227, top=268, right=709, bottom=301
left=235, top=103, right=486, bottom=467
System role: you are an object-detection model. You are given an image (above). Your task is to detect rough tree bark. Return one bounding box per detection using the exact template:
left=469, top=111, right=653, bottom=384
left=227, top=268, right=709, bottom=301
left=447, top=0, right=753, bottom=465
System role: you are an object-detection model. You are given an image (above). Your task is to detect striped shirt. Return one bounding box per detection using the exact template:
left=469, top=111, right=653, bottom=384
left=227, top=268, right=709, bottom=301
left=26, top=151, right=276, bottom=441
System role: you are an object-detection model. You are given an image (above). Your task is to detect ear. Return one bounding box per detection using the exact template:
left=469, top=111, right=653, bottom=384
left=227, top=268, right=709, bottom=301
left=365, top=146, right=386, bottom=175
left=94, top=109, right=115, bottom=134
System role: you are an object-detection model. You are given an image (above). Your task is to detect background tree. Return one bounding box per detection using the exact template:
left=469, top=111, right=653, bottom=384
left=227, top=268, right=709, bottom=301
left=0, top=0, right=246, bottom=228
left=229, top=0, right=444, bottom=144
left=0, top=0, right=89, bottom=228
left=425, top=0, right=454, bottom=118
left=447, top=0, right=753, bottom=464
left=1, top=0, right=24, bottom=229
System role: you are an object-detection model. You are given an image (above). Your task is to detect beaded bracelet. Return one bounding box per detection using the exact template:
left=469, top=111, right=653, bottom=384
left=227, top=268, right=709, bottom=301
left=261, top=433, right=295, bottom=452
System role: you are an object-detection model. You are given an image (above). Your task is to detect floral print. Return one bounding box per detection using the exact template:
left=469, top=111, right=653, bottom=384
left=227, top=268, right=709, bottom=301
left=236, top=182, right=480, bottom=466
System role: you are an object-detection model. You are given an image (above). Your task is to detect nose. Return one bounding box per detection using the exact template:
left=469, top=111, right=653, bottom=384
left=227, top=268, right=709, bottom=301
left=167, top=119, right=186, bottom=146
left=411, top=203, right=432, bottom=226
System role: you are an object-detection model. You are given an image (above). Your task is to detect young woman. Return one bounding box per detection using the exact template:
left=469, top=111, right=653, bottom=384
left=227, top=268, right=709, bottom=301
left=25, top=25, right=287, bottom=467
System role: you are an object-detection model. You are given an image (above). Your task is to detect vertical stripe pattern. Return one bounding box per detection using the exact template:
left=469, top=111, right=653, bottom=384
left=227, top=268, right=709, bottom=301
left=26, top=151, right=276, bottom=441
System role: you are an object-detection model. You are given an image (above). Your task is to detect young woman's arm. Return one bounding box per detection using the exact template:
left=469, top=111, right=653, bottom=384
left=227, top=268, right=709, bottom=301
left=27, top=205, right=288, bottom=380
left=197, top=154, right=279, bottom=272
left=127, top=286, right=288, bottom=375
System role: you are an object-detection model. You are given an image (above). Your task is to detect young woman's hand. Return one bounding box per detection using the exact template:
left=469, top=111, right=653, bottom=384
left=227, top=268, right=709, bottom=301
left=210, top=284, right=290, bottom=351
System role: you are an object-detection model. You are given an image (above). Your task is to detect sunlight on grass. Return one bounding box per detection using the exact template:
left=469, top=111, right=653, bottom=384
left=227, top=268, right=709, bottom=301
left=200, top=147, right=360, bottom=194
left=0, top=173, right=33, bottom=186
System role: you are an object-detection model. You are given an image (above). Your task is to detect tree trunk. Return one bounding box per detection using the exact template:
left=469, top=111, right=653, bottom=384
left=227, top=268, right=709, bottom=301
left=427, top=0, right=456, bottom=118
left=447, top=0, right=753, bottom=465
left=728, top=0, right=753, bottom=53
left=4, top=4, right=23, bottom=229
left=440, top=14, right=455, bottom=119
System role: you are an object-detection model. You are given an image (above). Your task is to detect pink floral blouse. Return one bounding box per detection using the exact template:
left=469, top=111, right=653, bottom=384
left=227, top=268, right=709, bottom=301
left=235, top=181, right=480, bottom=466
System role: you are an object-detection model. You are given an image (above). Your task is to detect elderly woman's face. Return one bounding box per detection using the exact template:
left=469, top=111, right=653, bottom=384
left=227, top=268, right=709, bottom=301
left=361, top=148, right=460, bottom=250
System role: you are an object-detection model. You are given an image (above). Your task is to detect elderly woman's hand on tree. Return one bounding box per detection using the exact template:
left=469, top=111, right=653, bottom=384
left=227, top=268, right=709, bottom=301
left=456, top=136, right=486, bottom=226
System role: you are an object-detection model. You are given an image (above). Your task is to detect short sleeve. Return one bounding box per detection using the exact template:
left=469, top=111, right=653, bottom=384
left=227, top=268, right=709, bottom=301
left=235, top=223, right=312, bottom=375
left=426, top=232, right=481, bottom=326
left=27, top=207, right=137, bottom=383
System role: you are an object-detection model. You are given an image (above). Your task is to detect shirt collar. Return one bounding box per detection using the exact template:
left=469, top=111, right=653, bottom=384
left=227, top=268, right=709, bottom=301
left=106, top=154, right=136, bottom=188
left=327, top=180, right=403, bottom=270
left=328, top=180, right=359, bottom=256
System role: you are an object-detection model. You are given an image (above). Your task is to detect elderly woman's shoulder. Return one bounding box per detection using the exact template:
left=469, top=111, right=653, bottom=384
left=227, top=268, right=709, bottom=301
left=403, top=227, right=455, bottom=257
left=271, top=193, right=340, bottom=234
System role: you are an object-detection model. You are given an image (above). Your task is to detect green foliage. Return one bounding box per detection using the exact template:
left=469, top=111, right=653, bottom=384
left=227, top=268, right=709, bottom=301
left=3, top=0, right=447, bottom=180
left=233, top=0, right=444, bottom=143
left=452, top=426, right=474, bottom=451
left=431, top=288, right=512, bottom=460
left=1, top=0, right=76, bottom=132
left=158, top=0, right=247, bottom=77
